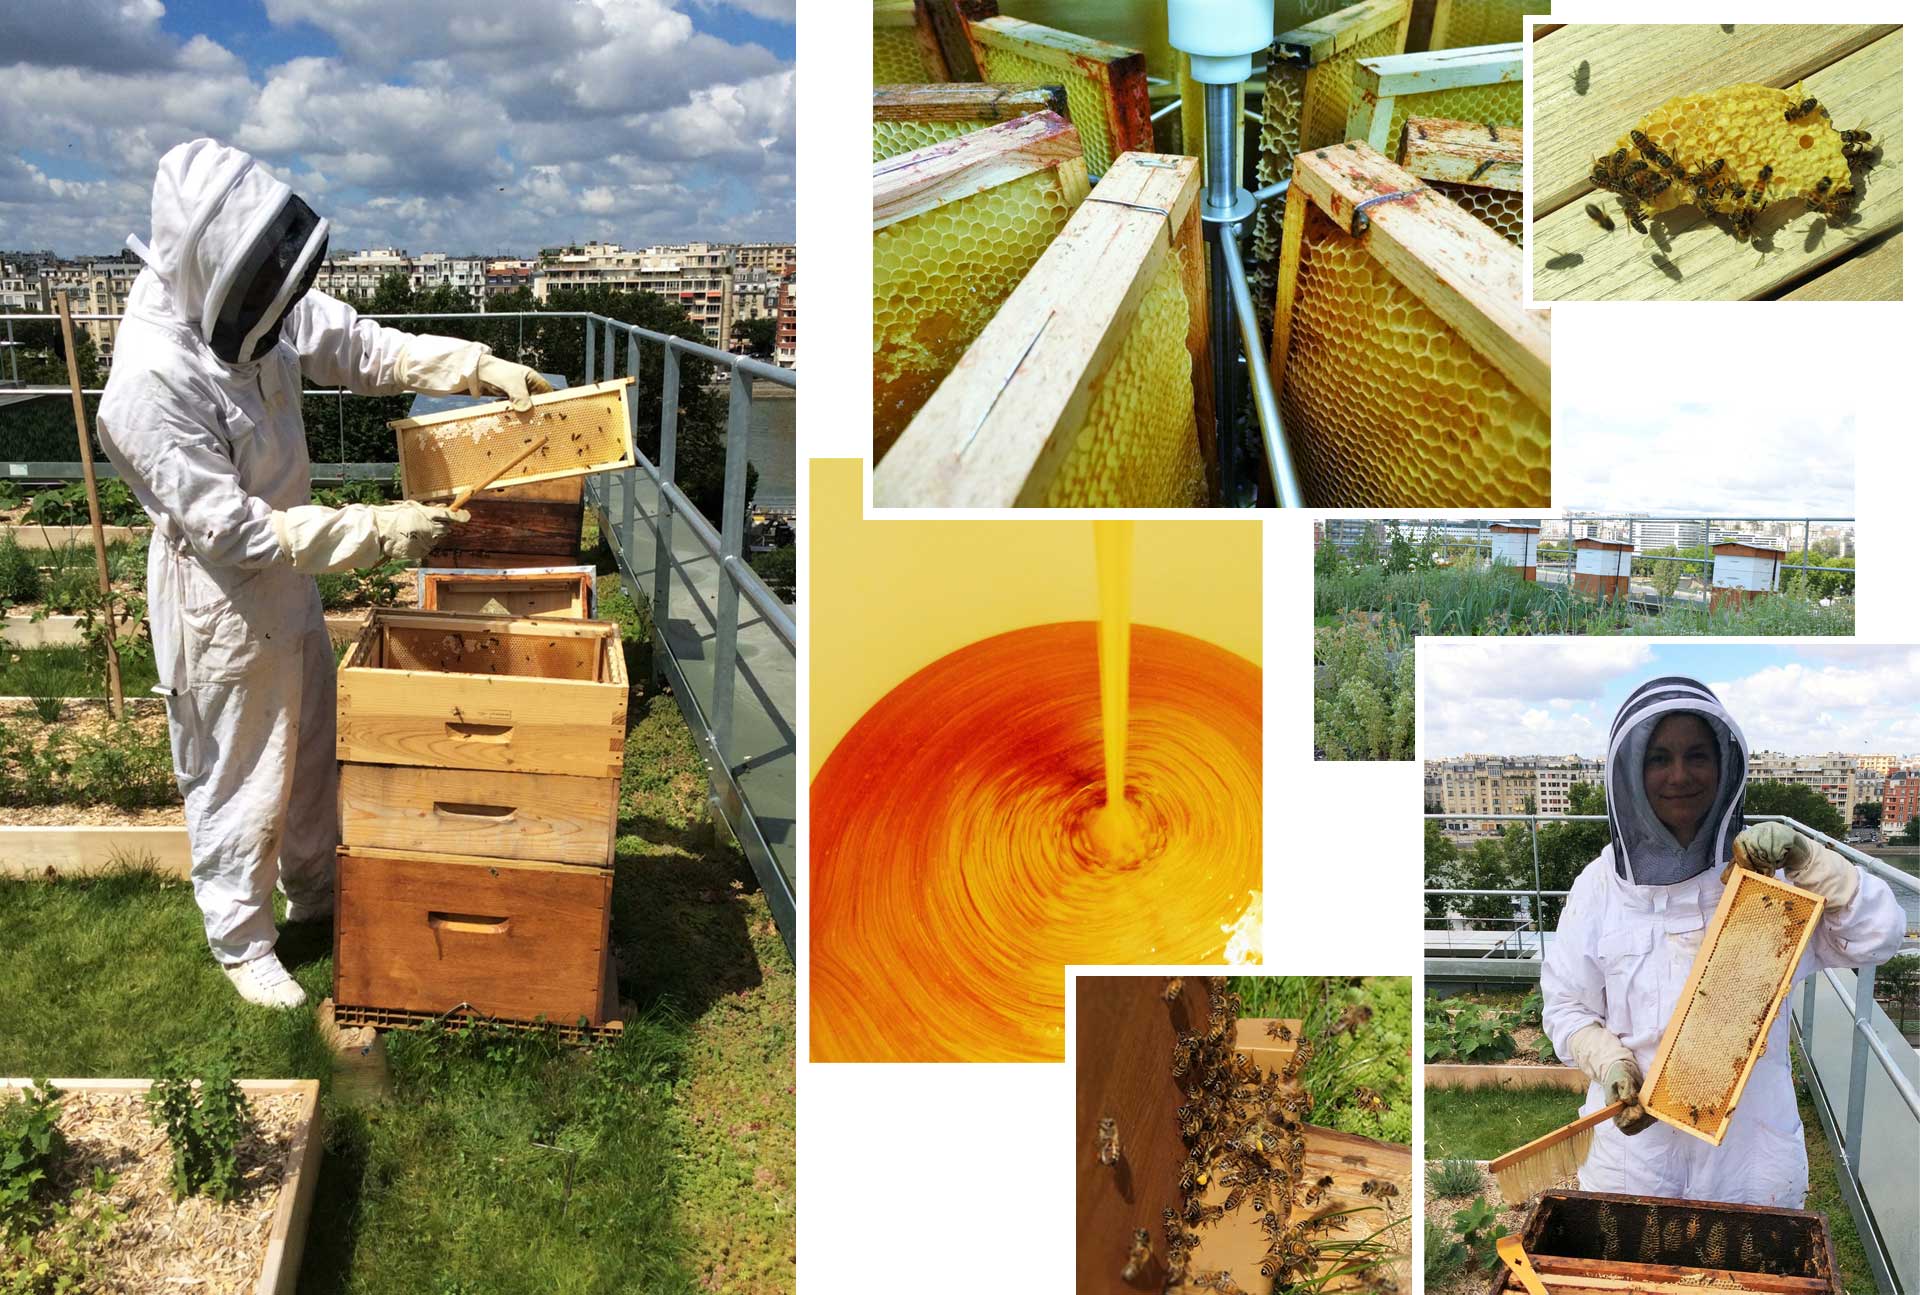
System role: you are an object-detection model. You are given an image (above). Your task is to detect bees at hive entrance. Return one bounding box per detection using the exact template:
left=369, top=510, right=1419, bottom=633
left=1097, top=1115, right=1121, bottom=1165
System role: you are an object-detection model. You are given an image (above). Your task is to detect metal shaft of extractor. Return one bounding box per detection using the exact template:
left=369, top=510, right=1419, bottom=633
left=1203, top=81, right=1240, bottom=505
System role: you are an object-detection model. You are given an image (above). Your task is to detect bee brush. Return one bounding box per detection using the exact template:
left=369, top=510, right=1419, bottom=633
left=1488, top=1100, right=1623, bottom=1205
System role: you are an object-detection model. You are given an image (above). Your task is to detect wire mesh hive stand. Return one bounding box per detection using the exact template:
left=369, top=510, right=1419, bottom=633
left=332, top=609, right=630, bottom=1041
left=872, top=110, right=1089, bottom=459
left=1268, top=141, right=1549, bottom=506
left=1490, top=1190, right=1839, bottom=1293
left=1397, top=114, right=1526, bottom=244
left=871, top=82, right=1067, bottom=162
left=875, top=152, right=1213, bottom=508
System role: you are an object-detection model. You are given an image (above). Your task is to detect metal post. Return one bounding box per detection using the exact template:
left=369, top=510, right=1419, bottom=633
left=653, top=345, right=681, bottom=686
left=1203, top=81, right=1241, bottom=505
left=1800, top=518, right=1811, bottom=593
left=1218, top=223, right=1302, bottom=506
left=1530, top=813, right=1544, bottom=944
left=711, top=365, right=753, bottom=769
left=584, top=316, right=595, bottom=384
left=6, top=318, right=15, bottom=385
left=624, top=331, right=640, bottom=578
left=1203, top=83, right=1237, bottom=213
left=1843, top=965, right=1874, bottom=1164
left=602, top=318, right=614, bottom=387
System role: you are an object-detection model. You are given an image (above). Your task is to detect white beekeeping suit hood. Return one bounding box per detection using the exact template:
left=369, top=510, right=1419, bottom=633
left=126, top=138, right=329, bottom=364
left=1604, top=675, right=1748, bottom=887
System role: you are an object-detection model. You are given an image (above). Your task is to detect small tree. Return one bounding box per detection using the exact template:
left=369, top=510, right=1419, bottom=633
left=1854, top=801, right=1882, bottom=829
left=731, top=316, right=777, bottom=359
left=1903, top=817, right=1920, bottom=846
left=1744, top=779, right=1847, bottom=840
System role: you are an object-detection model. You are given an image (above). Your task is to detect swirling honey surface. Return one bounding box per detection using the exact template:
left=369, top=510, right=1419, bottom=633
left=810, top=621, right=1262, bottom=1062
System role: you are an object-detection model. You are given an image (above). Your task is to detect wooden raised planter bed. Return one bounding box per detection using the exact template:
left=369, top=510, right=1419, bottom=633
left=1427, top=1062, right=1588, bottom=1090
left=0, top=1077, right=323, bottom=1295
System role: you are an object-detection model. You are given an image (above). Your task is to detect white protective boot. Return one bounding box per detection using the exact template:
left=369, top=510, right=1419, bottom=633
left=223, top=951, right=308, bottom=1009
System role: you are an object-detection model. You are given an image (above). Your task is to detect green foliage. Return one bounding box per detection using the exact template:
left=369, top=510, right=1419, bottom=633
left=1520, top=987, right=1544, bottom=1028
left=1313, top=617, right=1414, bottom=760
left=315, top=559, right=406, bottom=611
left=147, top=1056, right=254, bottom=1203
left=0, top=1082, right=64, bottom=1231
left=1745, top=779, right=1848, bottom=840
left=0, top=646, right=160, bottom=700
left=21, top=480, right=144, bottom=528
left=1426, top=1158, right=1484, bottom=1199
left=1425, top=1082, right=1583, bottom=1161
left=0, top=718, right=175, bottom=809
left=0, top=484, right=20, bottom=510
left=0, top=535, right=40, bottom=607
left=311, top=478, right=397, bottom=508
left=1854, top=801, right=1882, bottom=828
left=1444, top=1195, right=1510, bottom=1272
left=1424, top=1215, right=1470, bottom=1286
left=730, top=315, right=777, bottom=359
left=1313, top=533, right=1346, bottom=578
left=1425, top=1000, right=1518, bottom=1063
left=747, top=544, right=795, bottom=600
left=1904, top=818, right=1920, bottom=846
left=1425, top=820, right=1460, bottom=920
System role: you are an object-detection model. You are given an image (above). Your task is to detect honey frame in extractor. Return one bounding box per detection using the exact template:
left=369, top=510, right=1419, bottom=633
left=961, top=15, right=1153, bottom=178
left=1347, top=43, right=1524, bottom=155
left=1397, top=114, right=1525, bottom=244
left=872, top=110, right=1090, bottom=460
left=1639, top=867, right=1825, bottom=1146
left=1427, top=0, right=1550, bottom=51
left=874, top=152, right=1212, bottom=509
left=873, top=0, right=948, bottom=82
left=1268, top=141, right=1549, bottom=507
left=390, top=377, right=636, bottom=503
left=872, top=83, right=1068, bottom=162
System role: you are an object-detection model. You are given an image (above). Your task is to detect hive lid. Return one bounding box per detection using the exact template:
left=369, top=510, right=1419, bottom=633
left=389, top=377, right=635, bottom=503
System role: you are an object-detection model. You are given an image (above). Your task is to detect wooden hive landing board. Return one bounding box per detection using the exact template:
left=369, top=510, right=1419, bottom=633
left=392, top=377, right=635, bottom=502
left=1531, top=27, right=1902, bottom=301
left=1640, top=868, right=1823, bottom=1145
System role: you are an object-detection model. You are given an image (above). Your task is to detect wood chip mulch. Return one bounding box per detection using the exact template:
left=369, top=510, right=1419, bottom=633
left=36, top=1088, right=307, bottom=1293
left=1423, top=1159, right=1576, bottom=1295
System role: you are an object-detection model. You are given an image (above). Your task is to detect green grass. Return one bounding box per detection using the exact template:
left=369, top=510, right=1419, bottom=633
left=1424, top=1084, right=1582, bottom=1161
left=0, top=583, right=794, bottom=1293
left=1230, top=976, right=1412, bottom=1144
left=0, top=645, right=161, bottom=697
left=1792, top=1042, right=1873, bottom=1295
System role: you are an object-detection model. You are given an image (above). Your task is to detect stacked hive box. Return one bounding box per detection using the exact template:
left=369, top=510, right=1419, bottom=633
left=1709, top=542, right=1785, bottom=611
left=1488, top=522, right=1540, bottom=579
left=1572, top=538, right=1633, bottom=600
left=333, top=608, right=628, bottom=1039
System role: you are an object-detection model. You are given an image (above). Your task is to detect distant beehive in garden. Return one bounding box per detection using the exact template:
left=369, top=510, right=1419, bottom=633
left=1398, top=115, right=1525, bottom=244
left=1268, top=142, right=1549, bottom=507
left=1710, top=541, right=1785, bottom=611
left=872, top=83, right=1068, bottom=162
left=873, top=0, right=943, bottom=82
left=1248, top=0, right=1413, bottom=326
left=1488, top=522, right=1539, bottom=579
left=872, top=111, right=1089, bottom=460
left=962, top=16, right=1153, bottom=178
left=1572, top=538, right=1632, bottom=599
left=875, top=154, right=1213, bottom=508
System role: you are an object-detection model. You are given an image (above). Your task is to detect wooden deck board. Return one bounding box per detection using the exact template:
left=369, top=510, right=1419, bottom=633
left=1531, top=27, right=1903, bottom=301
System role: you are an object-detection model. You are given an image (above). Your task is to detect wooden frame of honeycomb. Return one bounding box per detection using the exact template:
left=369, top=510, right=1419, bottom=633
left=875, top=153, right=1213, bottom=508
left=1348, top=43, right=1523, bottom=155
left=873, top=0, right=946, bottom=83
left=961, top=15, right=1153, bottom=179
left=872, top=111, right=1090, bottom=460
left=1639, top=867, right=1825, bottom=1146
left=390, top=377, right=635, bottom=504
left=871, top=83, right=1066, bottom=163
left=1398, top=115, right=1525, bottom=245
left=1269, top=142, right=1549, bottom=507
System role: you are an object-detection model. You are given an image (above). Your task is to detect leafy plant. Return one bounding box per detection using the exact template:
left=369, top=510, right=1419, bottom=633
left=21, top=480, right=145, bottom=528
left=316, top=559, right=406, bottom=611
left=1425, top=1002, right=1519, bottom=1064
left=1520, top=987, right=1544, bottom=1028
left=0, top=1081, right=64, bottom=1231
left=1425, top=1214, right=1469, bottom=1285
left=1443, top=1195, right=1510, bottom=1272
left=1427, top=1158, right=1484, bottom=1198
left=0, top=534, right=40, bottom=609
left=147, top=1057, right=254, bottom=1203
left=1313, top=617, right=1415, bottom=761
left=0, top=1166, right=121, bottom=1295
left=311, top=479, right=395, bottom=509
left=0, top=482, right=21, bottom=510
left=65, top=721, right=176, bottom=811
left=1531, top=1034, right=1559, bottom=1063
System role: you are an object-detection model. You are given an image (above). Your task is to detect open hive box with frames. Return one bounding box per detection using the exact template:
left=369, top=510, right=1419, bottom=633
left=389, top=377, right=636, bottom=504
left=1269, top=140, right=1549, bottom=507
left=876, top=152, right=1214, bottom=508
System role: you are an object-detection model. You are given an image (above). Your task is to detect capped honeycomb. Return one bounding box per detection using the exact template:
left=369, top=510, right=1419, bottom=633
left=1385, top=81, right=1522, bottom=160
left=1038, top=244, right=1205, bottom=507
left=874, top=118, right=978, bottom=163
left=1431, top=179, right=1525, bottom=244
left=1643, top=869, right=1818, bottom=1143
left=873, top=167, right=1085, bottom=459
left=1433, top=0, right=1548, bottom=50
left=393, top=380, right=633, bottom=501
left=978, top=44, right=1117, bottom=175
left=1277, top=199, right=1549, bottom=506
left=1595, top=82, right=1867, bottom=235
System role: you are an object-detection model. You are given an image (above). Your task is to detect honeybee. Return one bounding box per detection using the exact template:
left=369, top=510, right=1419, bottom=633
left=1165, top=1248, right=1188, bottom=1286
left=1302, top=1173, right=1335, bottom=1205
left=1098, top=1116, right=1121, bottom=1165
left=1163, top=977, right=1185, bottom=1001
left=1173, top=1034, right=1197, bottom=1077
left=1179, top=1157, right=1200, bottom=1191
left=1754, top=163, right=1773, bottom=194
left=1180, top=1105, right=1203, bottom=1138
left=1688, top=1103, right=1702, bottom=1124
left=1334, top=1004, right=1373, bottom=1036
left=1840, top=128, right=1872, bottom=144
left=1282, top=1037, right=1316, bottom=1083
left=1630, top=129, right=1676, bottom=173
left=1221, top=1186, right=1246, bottom=1213
left=1784, top=97, right=1820, bottom=122
left=1621, top=197, right=1649, bottom=234
left=1352, top=1085, right=1387, bottom=1114
left=1486, top=121, right=1499, bottom=142
left=1122, top=1228, right=1151, bottom=1282
left=1468, top=159, right=1496, bottom=182
left=1266, top=1020, right=1293, bottom=1042
left=1360, top=1179, right=1401, bottom=1200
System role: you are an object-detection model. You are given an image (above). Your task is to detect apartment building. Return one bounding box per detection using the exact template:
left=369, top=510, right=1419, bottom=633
left=0, top=261, right=34, bottom=312
left=1884, top=769, right=1919, bottom=833
left=776, top=276, right=796, bottom=368
left=35, top=259, right=141, bottom=361
left=484, top=260, right=536, bottom=300
left=1427, top=755, right=1603, bottom=837
left=534, top=242, right=736, bottom=346
left=731, top=267, right=783, bottom=331
left=314, top=248, right=412, bottom=300
left=1748, top=752, right=1857, bottom=825
left=733, top=242, right=796, bottom=278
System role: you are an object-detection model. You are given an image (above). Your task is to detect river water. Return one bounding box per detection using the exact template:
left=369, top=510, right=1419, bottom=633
left=748, top=384, right=795, bottom=511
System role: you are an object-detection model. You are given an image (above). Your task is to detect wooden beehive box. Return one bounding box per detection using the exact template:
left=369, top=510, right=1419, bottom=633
left=876, top=152, right=1213, bottom=508
left=1491, top=1190, right=1839, bottom=1293
left=336, top=609, right=626, bottom=780
left=872, top=83, right=1067, bottom=162
left=961, top=15, right=1152, bottom=177
left=1398, top=115, right=1526, bottom=244
left=873, top=110, right=1089, bottom=460
left=1640, top=868, right=1823, bottom=1144
left=418, top=569, right=594, bottom=619
left=390, top=377, right=635, bottom=504
left=425, top=474, right=586, bottom=570
left=333, top=844, right=619, bottom=1032
left=1269, top=141, right=1549, bottom=506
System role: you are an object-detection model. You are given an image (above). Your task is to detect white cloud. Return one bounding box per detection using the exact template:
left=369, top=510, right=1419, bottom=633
left=1425, top=640, right=1656, bottom=705
left=1557, top=403, right=1856, bottom=516
left=1710, top=649, right=1920, bottom=755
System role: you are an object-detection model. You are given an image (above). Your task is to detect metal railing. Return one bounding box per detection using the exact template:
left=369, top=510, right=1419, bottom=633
left=1, top=308, right=798, bottom=957
left=1425, top=810, right=1918, bottom=1293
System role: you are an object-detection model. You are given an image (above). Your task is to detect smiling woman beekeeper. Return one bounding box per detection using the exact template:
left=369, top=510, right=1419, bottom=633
left=97, top=139, right=553, bottom=1009
left=1541, top=675, right=1903, bottom=1206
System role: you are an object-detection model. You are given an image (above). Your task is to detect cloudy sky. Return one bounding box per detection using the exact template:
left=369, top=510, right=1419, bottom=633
left=1425, top=641, right=1920, bottom=760
left=0, top=0, right=794, bottom=258
left=1555, top=402, right=1856, bottom=518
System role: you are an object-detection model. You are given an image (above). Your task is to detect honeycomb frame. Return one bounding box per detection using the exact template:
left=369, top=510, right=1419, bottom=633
left=963, top=15, right=1153, bottom=179
left=1269, top=142, right=1549, bottom=507
left=1348, top=44, right=1524, bottom=156
left=1640, top=867, right=1824, bottom=1146
left=872, top=83, right=1067, bottom=163
left=391, top=377, right=636, bottom=502
left=874, top=153, right=1212, bottom=508
left=873, top=111, right=1090, bottom=459
left=1428, top=0, right=1551, bottom=51
left=873, top=0, right=944, bottom=83
left=1399, top=116, right=1524, bottom=244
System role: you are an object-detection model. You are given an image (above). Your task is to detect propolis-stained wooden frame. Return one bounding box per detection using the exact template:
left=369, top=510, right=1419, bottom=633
left=872, top=109, right=1085, bottom=230
left=1346, top=43, right=1524, bottom=154
left=873, top=0, right=950, bottom=81
left=389, top=377, right=635, bottom=503
left=1397, top=114, right=1524, bottom=189
left=962, top=15, right=1153, bottom=175
left=873, top=152, right=1212, bottom=508
left=873, top=82, right=1067, bottom=129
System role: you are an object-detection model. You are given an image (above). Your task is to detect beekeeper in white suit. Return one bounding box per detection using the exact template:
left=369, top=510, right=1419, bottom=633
left=1541, top=676, right=1903, bottom=1206
left=97, top=139, right=554, bottom=1008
